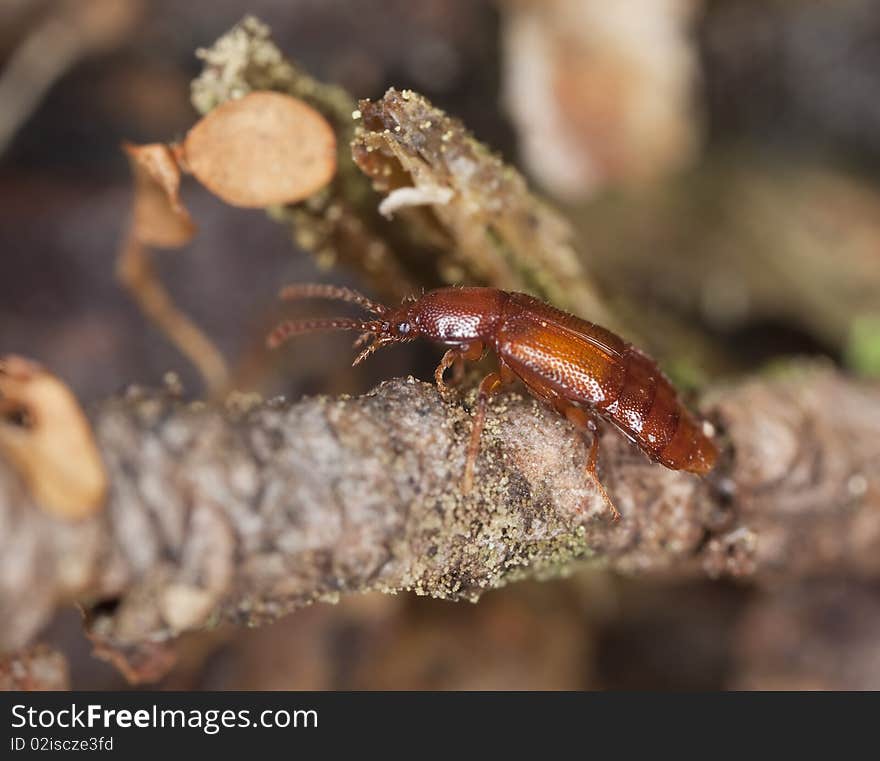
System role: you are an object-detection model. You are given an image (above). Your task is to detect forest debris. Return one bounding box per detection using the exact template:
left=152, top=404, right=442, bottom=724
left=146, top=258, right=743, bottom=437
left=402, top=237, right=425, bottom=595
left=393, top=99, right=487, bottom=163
left=0, top=364, right=877, bottom=657
left=846, top=315, right=880, bottom=378
left=0, top=356, right=106, bottom=520
left=119, top=141, right=228, bottom=395
left=353, top=88, right=614, bottom=327
left=731, top=581, right=880, bottom=690
left=189, top=17, right=612, bottom=324
left=0, top=0, right=143, bottom=155
left=499, top=0, right=701, bottom=199
left=87, top=630, right=177, bottom=686
left=573, top=157, right=880, bottom=357
left=183, top=91, right=337, bottom=208
left=704, top=363, right=880, bottom=580
left=0, top=644, right=70, bottom=691
left=123, top=142, right=195, bottom=248
left=190, top=15, right=416, bottom=301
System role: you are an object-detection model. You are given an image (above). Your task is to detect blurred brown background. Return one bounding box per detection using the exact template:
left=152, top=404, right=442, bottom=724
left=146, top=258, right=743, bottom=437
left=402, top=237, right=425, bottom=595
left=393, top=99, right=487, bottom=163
left=2, top=0, right=880, bottom=689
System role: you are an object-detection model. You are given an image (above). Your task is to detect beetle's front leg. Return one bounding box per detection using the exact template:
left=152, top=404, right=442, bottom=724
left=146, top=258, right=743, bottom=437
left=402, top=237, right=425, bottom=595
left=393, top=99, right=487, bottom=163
left=434, top=342, right=483, bottom=401
left=434, top=350, right=458, bottom=401
left=462, top=371, right=502, bottom=494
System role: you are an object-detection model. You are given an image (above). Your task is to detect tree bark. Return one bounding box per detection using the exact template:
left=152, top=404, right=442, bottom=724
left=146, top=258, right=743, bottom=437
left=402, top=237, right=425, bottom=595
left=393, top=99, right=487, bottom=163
left=0, top=364, right=877, bottom=654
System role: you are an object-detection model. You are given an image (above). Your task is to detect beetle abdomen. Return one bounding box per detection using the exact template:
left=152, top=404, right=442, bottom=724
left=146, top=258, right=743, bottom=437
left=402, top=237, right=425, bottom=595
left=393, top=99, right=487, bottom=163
left=497, top=293, right=718, bottom=475
left=607, top=347, right=716, bottom=474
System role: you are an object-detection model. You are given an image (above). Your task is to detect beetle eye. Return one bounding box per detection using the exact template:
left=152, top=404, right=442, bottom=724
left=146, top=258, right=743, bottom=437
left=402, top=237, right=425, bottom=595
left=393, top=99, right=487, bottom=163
left=397, top=322, right=411, bottom=335
left=381, top=321, right=390, bottom=332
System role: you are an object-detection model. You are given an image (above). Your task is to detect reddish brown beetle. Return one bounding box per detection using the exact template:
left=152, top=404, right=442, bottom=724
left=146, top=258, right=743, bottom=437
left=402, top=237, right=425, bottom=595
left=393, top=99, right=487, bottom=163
left=268, top=284, right=719, bottom=518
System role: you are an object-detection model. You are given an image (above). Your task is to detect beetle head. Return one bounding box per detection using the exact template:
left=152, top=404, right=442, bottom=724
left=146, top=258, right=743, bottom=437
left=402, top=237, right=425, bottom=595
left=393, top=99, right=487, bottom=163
left=267, top=283, right=421, bottom=366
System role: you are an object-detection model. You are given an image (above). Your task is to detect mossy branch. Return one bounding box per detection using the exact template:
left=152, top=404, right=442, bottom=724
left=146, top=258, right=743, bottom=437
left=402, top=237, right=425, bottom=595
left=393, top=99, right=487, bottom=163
left=1, top=364, right=877, bottom=658
left=190, top=17, right=613, bottom=327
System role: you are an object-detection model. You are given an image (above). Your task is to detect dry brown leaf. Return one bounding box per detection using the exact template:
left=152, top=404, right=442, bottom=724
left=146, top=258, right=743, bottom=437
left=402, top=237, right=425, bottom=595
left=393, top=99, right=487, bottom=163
left=116, top=237, right=229, bottom=395
left=183, top=91, right=337, bottom=208
left=0, top=356, right=107, bottom=520
left=119, top=142, right=227, bottom=395
left=123, top=141, right=195, bottom=248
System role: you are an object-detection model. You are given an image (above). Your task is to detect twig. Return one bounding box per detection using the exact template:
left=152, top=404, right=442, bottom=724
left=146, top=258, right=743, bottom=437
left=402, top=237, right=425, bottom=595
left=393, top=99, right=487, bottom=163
left=0, top=363, right=876, bottom=655
left=190, top=17, right=614, bottom=330
left=353, top=88, right=615, bottom=327
left=0, top=0, right=141, bottom=155
left=190, top=15, right=417, bottom=301
left=116, top=236, right=229, bottom=395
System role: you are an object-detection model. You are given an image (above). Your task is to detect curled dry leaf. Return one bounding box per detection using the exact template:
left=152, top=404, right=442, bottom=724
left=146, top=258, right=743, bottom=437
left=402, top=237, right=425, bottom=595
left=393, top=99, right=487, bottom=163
left=123, top=141, right=195, bottom=248
left=183, top=91, right=337, bottom=208
left=0, top=356, right=107, bottom=520
left=119, top=142, right=228, bottom=395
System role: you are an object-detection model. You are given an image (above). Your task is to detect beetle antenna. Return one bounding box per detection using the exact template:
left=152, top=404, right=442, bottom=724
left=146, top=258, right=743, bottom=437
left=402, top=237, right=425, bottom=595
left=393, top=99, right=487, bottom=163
left=279, top=283, right=389, bottom=316
left=267, top=318, right=381, bottom=349
left=353, top=331, right=373, bottom=349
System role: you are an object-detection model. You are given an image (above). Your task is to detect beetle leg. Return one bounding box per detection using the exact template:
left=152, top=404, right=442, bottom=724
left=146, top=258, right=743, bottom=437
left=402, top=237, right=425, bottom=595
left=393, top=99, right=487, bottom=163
left=434, top=342, right=484, bottom=401
left=560, top=404, right=620, bottom=522
left=434, top=350, right=460, bottom=401
left=504, top=370, right=617, bottom=517
left=462, top=371, right=505, bottom=494
left=352, top=331, right=373, bottom=350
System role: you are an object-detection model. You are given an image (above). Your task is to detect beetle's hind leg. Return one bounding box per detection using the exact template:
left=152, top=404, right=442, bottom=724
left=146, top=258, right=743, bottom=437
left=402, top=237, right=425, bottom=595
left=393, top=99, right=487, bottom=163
left=558, top=403, right=620, bottom=522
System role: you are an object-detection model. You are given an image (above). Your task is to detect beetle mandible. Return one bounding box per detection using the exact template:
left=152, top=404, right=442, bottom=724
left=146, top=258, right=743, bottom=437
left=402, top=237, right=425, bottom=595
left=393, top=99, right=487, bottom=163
left=268, top=284, right=719, bottom=519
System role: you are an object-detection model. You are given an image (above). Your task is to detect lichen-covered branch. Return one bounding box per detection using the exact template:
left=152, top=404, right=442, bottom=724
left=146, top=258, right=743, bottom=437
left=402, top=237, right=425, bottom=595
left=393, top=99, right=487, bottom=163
left=190, top=15, right=418, bottom=300
left=189, top=17, right=613, bottom=329
left=0, top=364, right=877, bottom=655
left=352, top=88, right=614, bottom=327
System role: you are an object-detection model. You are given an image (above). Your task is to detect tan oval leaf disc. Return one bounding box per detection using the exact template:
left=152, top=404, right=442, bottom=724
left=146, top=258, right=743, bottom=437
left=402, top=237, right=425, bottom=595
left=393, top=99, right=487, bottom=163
left=183, top=91, right=337, bottom=208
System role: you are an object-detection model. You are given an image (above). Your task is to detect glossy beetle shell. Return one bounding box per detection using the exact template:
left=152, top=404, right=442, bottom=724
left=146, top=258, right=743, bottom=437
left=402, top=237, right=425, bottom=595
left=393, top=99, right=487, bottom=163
left=270, top=283, right=719, bottom=477
left=407, top=288, right=718, bottom=475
